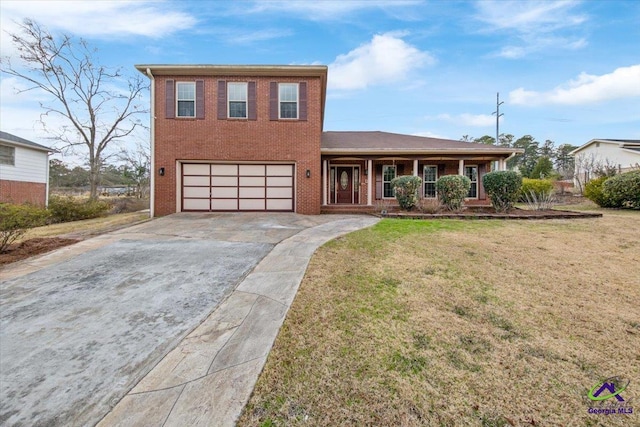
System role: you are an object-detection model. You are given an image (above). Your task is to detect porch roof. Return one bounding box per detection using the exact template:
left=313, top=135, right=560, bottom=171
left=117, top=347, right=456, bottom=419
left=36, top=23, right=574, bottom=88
left=321, top=131, right=522, bottom=156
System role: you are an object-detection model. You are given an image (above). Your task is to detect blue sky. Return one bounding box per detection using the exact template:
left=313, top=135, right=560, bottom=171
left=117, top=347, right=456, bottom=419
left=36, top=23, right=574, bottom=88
left=1, top=0, right=639, bottom=164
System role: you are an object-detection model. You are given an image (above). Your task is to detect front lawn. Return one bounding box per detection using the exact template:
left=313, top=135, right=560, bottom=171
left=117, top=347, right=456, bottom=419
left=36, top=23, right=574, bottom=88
left=239, top=211, right=639, bottom=426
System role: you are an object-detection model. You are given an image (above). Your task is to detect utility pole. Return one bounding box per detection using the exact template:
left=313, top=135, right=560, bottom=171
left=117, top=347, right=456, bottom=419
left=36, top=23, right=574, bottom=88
left=492, top=92, right=504, bottom=145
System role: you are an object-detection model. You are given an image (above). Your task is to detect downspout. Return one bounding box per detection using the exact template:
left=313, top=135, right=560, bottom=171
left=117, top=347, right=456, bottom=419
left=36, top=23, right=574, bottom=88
left=146, top=68, right=155, bottom=218
left=45, top=150, right=50, bottom=207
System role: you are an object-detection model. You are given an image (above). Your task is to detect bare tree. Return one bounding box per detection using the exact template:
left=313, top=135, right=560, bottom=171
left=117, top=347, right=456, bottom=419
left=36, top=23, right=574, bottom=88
left=573, top=153, right=602, bottom=194
left=118, top=140, right=151, bottom=199
left=1, top=19, right=148, bottom=199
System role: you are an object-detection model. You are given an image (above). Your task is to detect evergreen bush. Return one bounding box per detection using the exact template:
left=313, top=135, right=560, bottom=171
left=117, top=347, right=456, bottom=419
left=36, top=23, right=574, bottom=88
left=436, top=175, right=471, bottom=211
left=482, top=171, right=522, bottom=212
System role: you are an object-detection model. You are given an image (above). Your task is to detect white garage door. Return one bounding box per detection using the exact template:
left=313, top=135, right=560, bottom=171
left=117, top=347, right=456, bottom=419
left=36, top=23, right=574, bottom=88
left=182, top=163, right=294, bottom=211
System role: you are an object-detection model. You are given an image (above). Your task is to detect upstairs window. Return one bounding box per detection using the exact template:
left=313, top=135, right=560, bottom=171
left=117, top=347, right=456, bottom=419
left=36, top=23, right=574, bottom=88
left=176, top=82, right=196, bottom=117
left=0, top=144, right=15, bottom=165
left=279, top=83, right=298, bottom=119
left=228, top=82, right=247, bottom=118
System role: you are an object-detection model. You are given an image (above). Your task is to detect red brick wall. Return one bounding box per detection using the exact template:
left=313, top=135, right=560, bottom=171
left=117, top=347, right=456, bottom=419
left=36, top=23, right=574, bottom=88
left=153, top=75, right=323, bottom=215
left=0, top=180, right=47, bottom=206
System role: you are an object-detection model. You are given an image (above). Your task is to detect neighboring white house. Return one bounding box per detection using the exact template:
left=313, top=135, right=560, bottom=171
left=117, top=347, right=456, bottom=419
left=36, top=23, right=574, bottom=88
left=570, top=139, right=640, bottom=190
left=0, top=131, right=54, bottom=207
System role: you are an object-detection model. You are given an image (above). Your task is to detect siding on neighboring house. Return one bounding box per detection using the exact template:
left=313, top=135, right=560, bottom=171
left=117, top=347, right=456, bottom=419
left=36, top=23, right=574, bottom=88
left=0, top=145, right=49, bottom=183
left=574, top=141, right=640, bottom=172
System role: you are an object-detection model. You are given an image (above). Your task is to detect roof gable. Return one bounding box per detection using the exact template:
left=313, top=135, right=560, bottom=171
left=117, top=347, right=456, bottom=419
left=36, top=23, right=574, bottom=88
left=0, top=131, right=53, bottom=152
left=570, top=138, right=640, bottom=155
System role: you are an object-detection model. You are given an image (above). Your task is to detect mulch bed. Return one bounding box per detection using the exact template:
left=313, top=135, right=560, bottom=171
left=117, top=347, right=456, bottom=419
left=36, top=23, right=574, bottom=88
left=380, top=207, right=603, bottom=220
left=0, top=238, right=79, bottom=266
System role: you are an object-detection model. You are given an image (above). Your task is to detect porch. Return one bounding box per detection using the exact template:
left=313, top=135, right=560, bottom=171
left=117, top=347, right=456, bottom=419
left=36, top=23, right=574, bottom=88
left=321, top=156, right=508, bottom=209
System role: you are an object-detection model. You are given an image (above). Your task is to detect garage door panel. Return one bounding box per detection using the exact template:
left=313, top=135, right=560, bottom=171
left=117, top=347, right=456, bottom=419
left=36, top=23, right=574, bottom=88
left=183, top=176, right=210, bottom=186
left=239, top=165, right=265, bottom=176
left=239, top=199, right=266, bottom=210
left=239, top=176, right=265, bottom=186
left=267, top=199, right=292, bottom=210
left=211, top=199, right=238, bottom=210
left=183, top=187, right=210, bottom=198
left=211, top=176, right=238, bottom=186
left=183, top=164, right=210, bottom=175
left=267, top=165, right=293, bottom=176
left=239, top=187, right=265, bottom=198
left=266, top=176, right=292, bottom=186
left=183, top=198, right=210, bottom=210
left=211, top=164, right=238, bottom=175
left=182, top=163, right=293, bottom=212
left=211, top=187, right=238, bottom=198
left=267, top=187, right=292, bottom=198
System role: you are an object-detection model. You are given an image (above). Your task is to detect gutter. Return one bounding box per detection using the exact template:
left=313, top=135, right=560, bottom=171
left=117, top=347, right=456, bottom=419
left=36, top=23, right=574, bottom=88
left=145, top=68, right=155, bottom=218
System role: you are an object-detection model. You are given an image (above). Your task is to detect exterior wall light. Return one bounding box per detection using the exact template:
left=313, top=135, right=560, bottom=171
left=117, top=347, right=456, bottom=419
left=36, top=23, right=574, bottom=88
left=159, top=167, right=165, bottom=176
left=306, top=169, right=311, bottom=178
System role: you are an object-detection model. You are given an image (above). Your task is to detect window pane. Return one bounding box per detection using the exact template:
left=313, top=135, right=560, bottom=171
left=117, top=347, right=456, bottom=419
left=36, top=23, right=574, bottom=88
left=384, top=183, right=394, bottom=198
left=229, top=101, right=247, bottom=118
left=280, top=102, right=297, bottom=119
left=279, top=83, right=298, bottom=102
left=468, top=183, right=477, bottom=198
left=177, top=83, right=195, bottom=100
left=228, top=83, right=247, bottom=101
left=464, top=166, right=477, bottom=182
left=383, top=166, right=396, bottom=182
left=425, top=183, right=436, bottom=198
left=0, top=145, right=15, bottom=165
left=382, top=166, right=396, bottom=198
left=177, top=100, right=195, bottom=117
left=424, top=166, right=437, bottom=182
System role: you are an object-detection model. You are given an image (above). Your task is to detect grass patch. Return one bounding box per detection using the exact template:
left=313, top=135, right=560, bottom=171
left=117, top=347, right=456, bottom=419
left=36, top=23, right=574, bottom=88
left=239, top=211, right=640, bottom=426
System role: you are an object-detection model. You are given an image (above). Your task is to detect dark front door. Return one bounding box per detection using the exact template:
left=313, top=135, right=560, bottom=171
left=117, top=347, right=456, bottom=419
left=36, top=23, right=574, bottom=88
left=336, top=167, right=352, bottom=204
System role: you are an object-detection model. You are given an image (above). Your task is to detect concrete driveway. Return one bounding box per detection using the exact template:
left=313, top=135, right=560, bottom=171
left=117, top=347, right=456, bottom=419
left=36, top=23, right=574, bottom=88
left=0, top=213, right=378, bottom=427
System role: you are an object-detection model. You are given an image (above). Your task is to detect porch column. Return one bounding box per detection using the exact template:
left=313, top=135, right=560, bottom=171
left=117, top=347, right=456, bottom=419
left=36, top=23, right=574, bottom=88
left=501, top=159, right=506, bottom=171
left=459, top=159, right=464, bottom=175
left=322, top=159, right=328, bottom=205
left=367, top=159, right=373, bottom=206
left=413, top=159, right=419, bottom=176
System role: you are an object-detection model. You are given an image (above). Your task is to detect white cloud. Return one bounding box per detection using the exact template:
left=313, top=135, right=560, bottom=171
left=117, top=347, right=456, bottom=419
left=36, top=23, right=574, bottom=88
left=509, top=64, right=640, bottom=105
left=328, top=33, right=434, bottom=90
left=425, top=113, right=498, bottom=127
left=0, top=1, right=196, bottom=39
left=475, top=1, right=588, bottom=58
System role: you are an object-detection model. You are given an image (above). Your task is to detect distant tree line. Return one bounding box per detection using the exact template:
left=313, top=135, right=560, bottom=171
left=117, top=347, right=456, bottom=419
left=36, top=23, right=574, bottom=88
left=460, top=134, right=578, bottom=179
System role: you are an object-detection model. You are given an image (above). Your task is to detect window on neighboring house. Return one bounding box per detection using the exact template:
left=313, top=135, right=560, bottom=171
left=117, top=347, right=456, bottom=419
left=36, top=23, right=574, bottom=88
left=279, top=83, right=298, bottom=119
left=424, top=165, right=437, bottom=198
left=228, top=82, right=247, bottom=118
left=383, top=165, right=396, bottom=198
left=465, top=165, right=478, bottom=198
left=0, top=144, right=15, bottom=165
left=176, top=82, right=196, bottom=117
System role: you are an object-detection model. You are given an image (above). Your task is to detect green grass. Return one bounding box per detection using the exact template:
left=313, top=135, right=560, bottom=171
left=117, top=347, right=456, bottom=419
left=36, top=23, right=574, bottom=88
left=239, top=210, right=640, bottom=427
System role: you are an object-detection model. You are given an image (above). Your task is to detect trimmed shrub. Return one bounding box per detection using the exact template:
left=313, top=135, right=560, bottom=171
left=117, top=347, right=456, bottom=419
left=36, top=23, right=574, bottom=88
left=436, top=175, right=471, bottom=211
left=519, top=178, right=554, bottom=201
left=602, top=170, right=640, bottom=209
left=391, top=175, right=422, bottom=211
left=0, top=203, right=50, bottom=253
left=482, top=171, right=522, bottom=212
left=48, top=195, right=111, bottom=223
left=584, top=176, right=615, bottom=208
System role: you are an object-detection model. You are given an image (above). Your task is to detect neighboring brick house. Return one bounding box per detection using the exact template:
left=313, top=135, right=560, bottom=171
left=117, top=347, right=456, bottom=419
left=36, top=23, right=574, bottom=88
left=136, top=64, right=521, bottom=217
left=0, top=131, right=53, bottom=207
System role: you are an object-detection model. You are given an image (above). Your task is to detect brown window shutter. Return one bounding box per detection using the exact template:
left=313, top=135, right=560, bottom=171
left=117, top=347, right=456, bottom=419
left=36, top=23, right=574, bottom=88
left=248, top=81, right=257, bottom=121
left=269, top=82, right=278, bottom=121
left=438, top=164, right=446, bottom=178
left=165, top=79, right=175, bottom=119
left=299, top=82, right=307, bottom=121
left=375, top=164, right=382, bottom=200
left=478, top=163, right=486, bottom=200
left=195, top=80, right=205, bottom=119
left=217, top=80, right=227, bottom=120
left=397, top=164, right=405, bottom=176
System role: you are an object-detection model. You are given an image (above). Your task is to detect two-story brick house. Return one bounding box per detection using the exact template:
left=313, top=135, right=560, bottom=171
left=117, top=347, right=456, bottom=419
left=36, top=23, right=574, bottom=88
left=136, top=65, right=520, bottom=216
